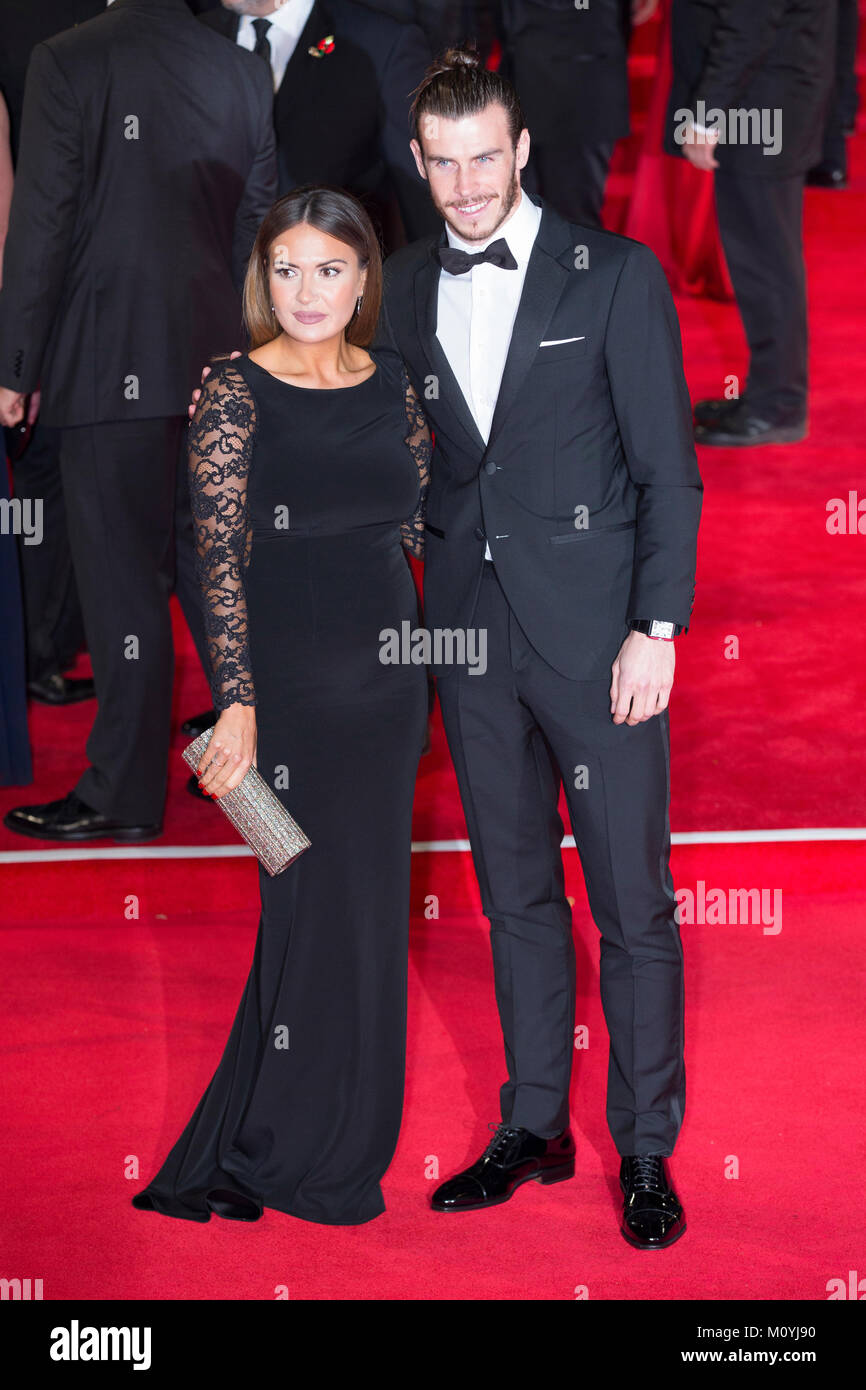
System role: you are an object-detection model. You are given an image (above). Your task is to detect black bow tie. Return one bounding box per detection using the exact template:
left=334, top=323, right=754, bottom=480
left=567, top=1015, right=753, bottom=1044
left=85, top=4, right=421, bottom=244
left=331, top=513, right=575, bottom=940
left=436, top=237, right=518, bottom=276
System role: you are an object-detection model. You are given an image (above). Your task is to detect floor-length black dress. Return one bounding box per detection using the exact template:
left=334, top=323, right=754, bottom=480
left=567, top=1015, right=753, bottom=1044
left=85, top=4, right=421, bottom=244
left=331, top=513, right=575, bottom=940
left=131, top=347, right=431, bottom=1225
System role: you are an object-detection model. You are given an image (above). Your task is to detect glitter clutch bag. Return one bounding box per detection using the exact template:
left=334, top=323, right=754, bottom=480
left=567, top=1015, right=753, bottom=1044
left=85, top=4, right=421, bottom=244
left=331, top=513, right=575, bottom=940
left=182, top=728, right=311, bottom=877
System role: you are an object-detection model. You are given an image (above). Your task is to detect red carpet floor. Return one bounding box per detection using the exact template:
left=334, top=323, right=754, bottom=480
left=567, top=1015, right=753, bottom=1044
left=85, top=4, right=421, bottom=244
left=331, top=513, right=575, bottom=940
left=2, top=32, right=866, bottom=1302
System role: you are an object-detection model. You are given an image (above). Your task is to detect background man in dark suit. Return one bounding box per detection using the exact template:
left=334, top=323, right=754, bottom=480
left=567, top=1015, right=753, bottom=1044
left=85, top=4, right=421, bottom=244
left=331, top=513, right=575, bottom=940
left=0, top=0, right=108, bottom=707
left=498, top=0, right=640, bottom=229
left=665, top=0, right=837, bottom=445
left=200, top=0, right=441, bottom=247
left=0, top=0, right=277, bottom=841
left=375, top=49, right=702, bottom=1247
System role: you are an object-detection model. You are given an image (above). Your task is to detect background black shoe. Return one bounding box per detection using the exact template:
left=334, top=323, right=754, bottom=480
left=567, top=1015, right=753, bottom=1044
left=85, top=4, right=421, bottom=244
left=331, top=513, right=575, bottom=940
left=27, top=673, right=96, bottom=705
left=806, top=163, right=847, bottom=188
left=620, top=1155, right=686, bottom=1250
left=431, top=1122, right=575, bottom=1212
left=692, top=396, right=743, bottom=427
left=181, top=709, right=216, bottom=737
left=695, top=401, right=807, bottom=446
left=3, top=790, right=162, bottom=843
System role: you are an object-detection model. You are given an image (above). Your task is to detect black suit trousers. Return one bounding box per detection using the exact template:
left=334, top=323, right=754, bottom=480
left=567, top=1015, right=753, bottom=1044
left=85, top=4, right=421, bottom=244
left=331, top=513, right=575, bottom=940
left=714, top=170, right=808, bottom=422
left=58, top=416, right=185, bottom=825
left=521, top=140, right=616, bottom=231
left=434, top=561, right=686, bottom=1154
left=10, top=419, right=85, bottom=683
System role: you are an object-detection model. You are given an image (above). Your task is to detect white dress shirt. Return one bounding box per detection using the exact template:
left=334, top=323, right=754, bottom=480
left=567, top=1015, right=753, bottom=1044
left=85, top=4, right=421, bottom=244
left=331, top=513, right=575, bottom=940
left=236, top=0, right=316, bottom=93
left=436, top=189, right=542, bottom=559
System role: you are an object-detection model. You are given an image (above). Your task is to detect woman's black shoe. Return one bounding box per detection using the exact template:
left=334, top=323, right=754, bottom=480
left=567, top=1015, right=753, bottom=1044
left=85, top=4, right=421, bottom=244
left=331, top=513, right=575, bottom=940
left=620, top=1155, right=686, bottom=1250
left=431, top=1123, right=575, bottom=1212
left=205, top=1187, right=263, bottom=1221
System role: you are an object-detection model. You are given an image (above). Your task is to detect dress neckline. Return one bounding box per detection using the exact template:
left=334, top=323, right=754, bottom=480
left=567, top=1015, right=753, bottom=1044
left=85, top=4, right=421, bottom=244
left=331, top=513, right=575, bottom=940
left=244, top=354, right=378, bottom=392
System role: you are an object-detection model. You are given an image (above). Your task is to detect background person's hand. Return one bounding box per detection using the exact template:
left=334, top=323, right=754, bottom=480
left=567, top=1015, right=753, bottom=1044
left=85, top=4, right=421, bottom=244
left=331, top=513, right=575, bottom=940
left=188, top=349, right=242, bottom=419
left=682, top=120, right=720, bottom=171
left=197, top=704, right=257, bottom=798
left=610, top=630, right=675, bottom=726
left=0, top=385, right=26, bottom=427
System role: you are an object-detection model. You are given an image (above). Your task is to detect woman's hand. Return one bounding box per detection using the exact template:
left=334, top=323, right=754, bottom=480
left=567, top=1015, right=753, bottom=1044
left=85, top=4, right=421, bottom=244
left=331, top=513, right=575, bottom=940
left=197, top=704, right=257, bottom=798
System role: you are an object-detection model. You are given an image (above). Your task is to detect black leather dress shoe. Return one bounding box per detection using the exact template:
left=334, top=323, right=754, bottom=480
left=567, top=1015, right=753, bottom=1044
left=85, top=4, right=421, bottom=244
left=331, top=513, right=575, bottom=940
left=692, top=396, right=743, bottom=427
left=695, top=401, right=807, bottom=446
left=620, top=1155, right=686, bottom=1250
left=431, top=1123, right=575, bottom=1212
left=806, top=163, right=847, bottom=188
left=27, top=673, right=96, bottom=705
left=3, top=790, right=162, bottom=842
left=181, top=709, right=216, bottom=737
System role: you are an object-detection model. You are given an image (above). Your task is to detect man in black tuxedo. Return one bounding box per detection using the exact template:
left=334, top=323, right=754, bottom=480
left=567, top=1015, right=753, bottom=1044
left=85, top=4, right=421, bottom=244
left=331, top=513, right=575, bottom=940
left=374, top=50, right=701, bottom=1246
left=665, top=0, right=837, bottom=446
left=199, top=0, right=441, bottom=246
left=0, top=0, right=277, bottom=841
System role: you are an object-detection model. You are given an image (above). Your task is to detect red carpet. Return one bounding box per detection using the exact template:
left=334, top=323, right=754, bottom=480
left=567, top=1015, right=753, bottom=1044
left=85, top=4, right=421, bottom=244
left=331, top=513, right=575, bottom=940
left=2, top=20, right=865, bottom=1302
left=1, top=842, right=862, bottom=1300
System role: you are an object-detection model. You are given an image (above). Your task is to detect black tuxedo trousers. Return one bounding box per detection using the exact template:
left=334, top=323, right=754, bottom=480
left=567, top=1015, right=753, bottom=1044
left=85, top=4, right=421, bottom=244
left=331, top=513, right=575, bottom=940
left=436, top=561, right=685, bottom=1155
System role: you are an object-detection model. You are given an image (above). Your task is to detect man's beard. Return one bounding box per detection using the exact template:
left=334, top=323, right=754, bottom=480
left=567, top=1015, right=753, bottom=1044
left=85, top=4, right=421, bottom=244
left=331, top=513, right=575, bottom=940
left=436, top=156, right=521, bottom=243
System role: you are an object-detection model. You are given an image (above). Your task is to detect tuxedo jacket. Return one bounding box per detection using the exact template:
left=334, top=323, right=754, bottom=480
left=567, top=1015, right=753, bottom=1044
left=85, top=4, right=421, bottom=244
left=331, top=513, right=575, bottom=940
left=0, top=0, right=277, bottom=427
left=664, top=0, right=837, bottom=179
left=199, top=0, right=440, bottom=241
left=375, top=194, right=703, bottom=681
left=499, top=0, right=631, bottom=147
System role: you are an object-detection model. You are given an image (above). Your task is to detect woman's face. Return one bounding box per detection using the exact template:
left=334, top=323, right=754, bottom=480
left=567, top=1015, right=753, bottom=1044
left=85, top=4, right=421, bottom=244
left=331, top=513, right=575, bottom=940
left=267, top=223, right=367, bottom=344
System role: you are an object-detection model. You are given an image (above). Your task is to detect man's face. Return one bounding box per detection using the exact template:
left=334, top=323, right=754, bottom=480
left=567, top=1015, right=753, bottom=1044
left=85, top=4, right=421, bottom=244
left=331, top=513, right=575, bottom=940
left=221, top=1, right=279, bottom=16
left=410, top=102, right=530, bottom=243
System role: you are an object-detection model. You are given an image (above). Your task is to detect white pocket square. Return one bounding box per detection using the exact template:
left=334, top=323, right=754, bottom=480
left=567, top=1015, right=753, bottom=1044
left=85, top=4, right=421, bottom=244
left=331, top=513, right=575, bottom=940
left=539, top=336, right=585, bottom=347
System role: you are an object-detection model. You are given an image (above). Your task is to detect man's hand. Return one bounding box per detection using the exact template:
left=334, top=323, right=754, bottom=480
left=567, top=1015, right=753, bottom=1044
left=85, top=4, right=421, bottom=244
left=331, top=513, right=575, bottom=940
left=188, top=349, right=242, bottom=419
left=682, top=120, right=720, bottom=172
left=610, top=630, right=675, bottom=726
left=0, top=386, right=26, bottom=427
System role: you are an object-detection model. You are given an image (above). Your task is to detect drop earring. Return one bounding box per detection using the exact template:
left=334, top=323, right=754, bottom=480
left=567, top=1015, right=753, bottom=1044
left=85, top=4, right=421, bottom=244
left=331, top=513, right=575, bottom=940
left=355, top=295, right=363, bottom=316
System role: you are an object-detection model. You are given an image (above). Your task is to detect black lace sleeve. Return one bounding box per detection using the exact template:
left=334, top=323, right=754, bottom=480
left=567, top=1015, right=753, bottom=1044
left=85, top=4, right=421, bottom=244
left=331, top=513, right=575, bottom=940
left=187, top=362, right=257, bottom=711
left=399, top=362, right=432, bottom=560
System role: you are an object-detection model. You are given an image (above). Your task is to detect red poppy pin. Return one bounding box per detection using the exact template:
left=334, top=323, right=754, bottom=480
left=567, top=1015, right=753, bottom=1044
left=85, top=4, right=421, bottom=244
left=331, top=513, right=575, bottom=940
left=308, top=34, right=335, bottom=58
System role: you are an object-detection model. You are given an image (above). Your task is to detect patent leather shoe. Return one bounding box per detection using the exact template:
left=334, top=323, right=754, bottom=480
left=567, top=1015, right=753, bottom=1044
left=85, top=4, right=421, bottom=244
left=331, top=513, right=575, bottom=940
left=620, top=1154, right=686, bottom=1250
left=431, top=1122, right=575, bottom=1212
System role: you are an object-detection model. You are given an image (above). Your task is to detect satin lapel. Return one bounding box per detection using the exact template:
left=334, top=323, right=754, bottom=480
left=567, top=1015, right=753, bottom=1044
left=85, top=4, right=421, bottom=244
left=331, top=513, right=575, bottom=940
left=485, top=200, right=573, bottom=452
left=413, top=237, right=488, bottom=458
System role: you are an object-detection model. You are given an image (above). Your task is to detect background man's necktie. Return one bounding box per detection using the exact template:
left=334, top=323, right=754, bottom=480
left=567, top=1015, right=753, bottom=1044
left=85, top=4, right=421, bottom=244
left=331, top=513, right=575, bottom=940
left=252, top=17, right=273, bottom=68
left=436, top=238, right=518, bottom=276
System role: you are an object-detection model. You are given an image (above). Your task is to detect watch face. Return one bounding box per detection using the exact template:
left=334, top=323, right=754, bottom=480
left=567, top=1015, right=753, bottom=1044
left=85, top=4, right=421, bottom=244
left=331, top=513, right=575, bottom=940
left=650, top=620, right=675, bottom=640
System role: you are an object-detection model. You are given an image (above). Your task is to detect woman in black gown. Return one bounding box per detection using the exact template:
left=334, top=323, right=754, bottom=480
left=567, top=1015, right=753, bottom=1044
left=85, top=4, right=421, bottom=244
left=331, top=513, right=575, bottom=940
left=131, top=187, right=431, bottom=1226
